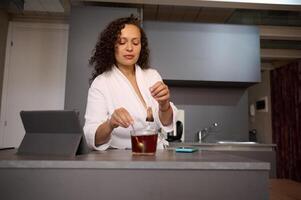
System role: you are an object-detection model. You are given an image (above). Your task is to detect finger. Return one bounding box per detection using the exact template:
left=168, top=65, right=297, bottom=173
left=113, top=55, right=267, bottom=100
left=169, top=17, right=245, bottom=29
left=110, top=114, right=121, bottom=128
left=119, top=109, right=134, bottom=126
left=112, top=112, right=128, bottom=127
left=116, top=110, right=131, bottom=127
left=153, top=89, right=168, bottom=99
left=124, top=109, right=134, bottom=124
left=117, top=108, right=133, bottom=126
left=151, top=84, right=167, bottom=97
left=108, top=116, right=118, bottom=129
left=155, top=96, right=170, bottom=102
left=154, top=92, right=170, bottom=101
left=113, top=109, right=130, bottom=127
left=149, top=81, right=163, bottom=92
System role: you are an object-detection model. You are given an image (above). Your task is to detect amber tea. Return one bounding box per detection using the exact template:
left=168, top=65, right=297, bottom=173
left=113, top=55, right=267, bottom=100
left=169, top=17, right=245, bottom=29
left=131, top=133, right=158, bottom=155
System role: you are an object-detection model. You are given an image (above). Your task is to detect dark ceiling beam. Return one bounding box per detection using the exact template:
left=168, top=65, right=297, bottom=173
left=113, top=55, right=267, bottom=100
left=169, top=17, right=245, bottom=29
left=194, top=7, right=235, bottom=23
left=260, top=26, right=301, bottom=41
left=261, top=49, right=301, bottom=60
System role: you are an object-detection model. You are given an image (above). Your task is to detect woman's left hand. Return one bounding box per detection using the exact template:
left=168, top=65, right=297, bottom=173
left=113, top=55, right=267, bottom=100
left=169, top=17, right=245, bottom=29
left=150, top=81, right=170, bottom=111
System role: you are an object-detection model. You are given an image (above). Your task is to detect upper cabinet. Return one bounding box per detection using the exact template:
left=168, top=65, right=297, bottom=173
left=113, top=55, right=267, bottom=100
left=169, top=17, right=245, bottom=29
left=144, top=21, right=261, bottom=87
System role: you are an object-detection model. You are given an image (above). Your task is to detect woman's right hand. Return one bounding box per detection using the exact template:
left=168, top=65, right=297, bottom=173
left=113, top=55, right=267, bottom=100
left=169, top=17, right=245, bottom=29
left=109, top=107, right=134, bottom=129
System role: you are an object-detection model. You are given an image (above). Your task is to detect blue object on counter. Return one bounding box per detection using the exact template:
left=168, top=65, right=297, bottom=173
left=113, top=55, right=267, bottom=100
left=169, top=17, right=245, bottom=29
left=175, top=147, right=198, bottom=153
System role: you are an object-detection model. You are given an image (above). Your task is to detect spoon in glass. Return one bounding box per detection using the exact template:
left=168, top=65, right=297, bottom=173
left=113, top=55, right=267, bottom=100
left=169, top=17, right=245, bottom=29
left=131, top=124, right=144, bottom=150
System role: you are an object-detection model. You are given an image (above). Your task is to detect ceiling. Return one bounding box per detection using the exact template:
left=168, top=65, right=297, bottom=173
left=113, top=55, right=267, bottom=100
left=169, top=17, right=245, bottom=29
left=24, top=0, right=65, bottom=12
left=0, top=0, right=68, bottom=14
left=2, top=0, right=301, bottom=70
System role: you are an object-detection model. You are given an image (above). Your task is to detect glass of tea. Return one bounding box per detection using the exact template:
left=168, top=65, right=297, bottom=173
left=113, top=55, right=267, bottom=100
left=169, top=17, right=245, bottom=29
left=130, top=124, right=158, bottom=155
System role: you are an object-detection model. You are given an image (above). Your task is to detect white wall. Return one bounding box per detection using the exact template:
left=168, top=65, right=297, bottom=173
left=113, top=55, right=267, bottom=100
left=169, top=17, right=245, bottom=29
left=0, top=9, right=9, bottom=114
left=248, top=71, right=272, bottom=143
left=0, top=22, right=69, bottom=147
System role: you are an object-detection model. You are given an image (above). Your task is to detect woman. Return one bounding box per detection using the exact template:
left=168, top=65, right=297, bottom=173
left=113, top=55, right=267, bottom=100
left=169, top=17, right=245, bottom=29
left=84, top=15, right=177, bottom=150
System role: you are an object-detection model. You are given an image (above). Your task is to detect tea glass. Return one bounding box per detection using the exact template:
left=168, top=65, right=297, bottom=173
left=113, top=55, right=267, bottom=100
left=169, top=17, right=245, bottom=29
left=130, top=125, right=158, bottom=155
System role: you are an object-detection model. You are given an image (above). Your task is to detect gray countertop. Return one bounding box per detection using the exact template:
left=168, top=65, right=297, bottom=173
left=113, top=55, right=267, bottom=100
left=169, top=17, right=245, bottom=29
left=0, top=149, right=270, bottom=170
left=169, top=142, right=276, bottom=151
left=170, top=142, right=276, bottom=147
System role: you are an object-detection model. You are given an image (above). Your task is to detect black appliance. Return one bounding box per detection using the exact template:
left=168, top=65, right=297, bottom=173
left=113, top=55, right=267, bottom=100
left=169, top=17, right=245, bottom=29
left=166, top=121, right=183, bottom=142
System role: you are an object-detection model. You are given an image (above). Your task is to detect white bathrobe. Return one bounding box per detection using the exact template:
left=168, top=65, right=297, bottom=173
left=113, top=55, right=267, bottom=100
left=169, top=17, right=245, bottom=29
left=83, top=65, right=177, bottom=150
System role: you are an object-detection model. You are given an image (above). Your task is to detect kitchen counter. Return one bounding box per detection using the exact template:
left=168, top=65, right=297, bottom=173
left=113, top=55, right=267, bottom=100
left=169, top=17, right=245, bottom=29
left=169, top=142, right=276, bottom=151
left=169, top=142, right=277, bottom=178
left=0, top=149, right=269, bottom=170
left=0, top=149, right=270, bottom=200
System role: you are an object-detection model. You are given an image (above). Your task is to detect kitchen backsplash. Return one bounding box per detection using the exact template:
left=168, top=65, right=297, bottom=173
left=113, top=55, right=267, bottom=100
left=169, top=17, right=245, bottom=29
left=171, top=86, right=249, bottom=142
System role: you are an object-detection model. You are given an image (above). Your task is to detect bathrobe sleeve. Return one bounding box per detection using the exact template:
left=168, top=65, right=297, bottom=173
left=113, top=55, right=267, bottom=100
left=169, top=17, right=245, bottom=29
left=146, top=69, right=178, bottom=134
left=83, top=78, right=112, bottom=150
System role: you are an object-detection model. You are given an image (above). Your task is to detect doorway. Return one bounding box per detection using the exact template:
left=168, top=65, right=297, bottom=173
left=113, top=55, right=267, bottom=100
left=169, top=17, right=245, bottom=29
left=0, top=22, right=68, bottom=148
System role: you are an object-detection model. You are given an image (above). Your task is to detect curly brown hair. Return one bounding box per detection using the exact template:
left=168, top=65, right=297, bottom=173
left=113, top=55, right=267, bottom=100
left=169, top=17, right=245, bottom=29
left=89, top=15, right=150, bottom=83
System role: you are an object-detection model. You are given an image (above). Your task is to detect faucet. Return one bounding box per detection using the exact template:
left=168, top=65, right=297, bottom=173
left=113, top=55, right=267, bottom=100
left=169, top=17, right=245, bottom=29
left=198, top=122, right=219, bottom=143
